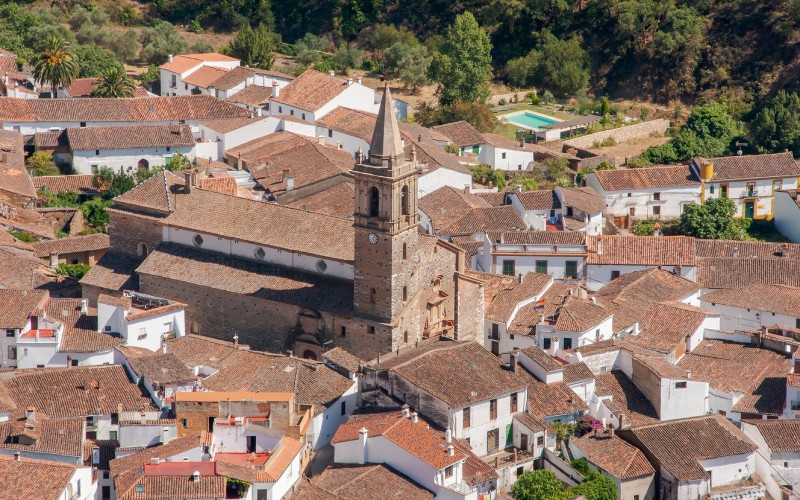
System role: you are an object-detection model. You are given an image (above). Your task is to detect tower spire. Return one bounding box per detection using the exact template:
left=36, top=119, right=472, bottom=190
left=369, top=83, right=404, bottom=164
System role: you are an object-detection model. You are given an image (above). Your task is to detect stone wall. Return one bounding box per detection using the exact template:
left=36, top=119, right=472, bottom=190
left=563, top=119, right=670, bottom=150
left=108, top=209, right=165, bottom=259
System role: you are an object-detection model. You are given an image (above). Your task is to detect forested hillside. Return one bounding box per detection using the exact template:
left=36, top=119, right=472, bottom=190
left=143, top=0, right=800, bottom=102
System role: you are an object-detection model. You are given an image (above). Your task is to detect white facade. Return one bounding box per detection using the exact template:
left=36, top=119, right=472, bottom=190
left=480, top=145, right=534, bottom=171
left=97, top=293, right=186, bottom=352
left=586, top=264, right=697, bottom=292
left=535, top=314, right=614, bottom=352
left=698, top=300, right=800, bottom=333
left=585, top=175, right=700, bottom=220
left=70, top=145, right=196, bottom=175
left=452, top=389, right=527, bottom=456
left=418, top=167, right=473, bottom=198
left=774, top=191, right=800, bottom=243
left=160, top=58, right=241, bottom=97
left=477, top=235, right=586, bottom=280
left=308, top=381, right=358, bottom=450
left=197, top=116, right=279, bottom=162
left=119, top=422, right=177, bottom=449
left=701, top=177, right=800, bottom=219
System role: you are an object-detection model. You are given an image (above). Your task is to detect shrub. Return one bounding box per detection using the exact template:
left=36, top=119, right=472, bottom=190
left=8, top=231, right=38, bottom=243
left=570, top=457, right=592, bottom=476
left=498, top=98, right=507, bottom=105
left=56, top=262, right=90, bottom=279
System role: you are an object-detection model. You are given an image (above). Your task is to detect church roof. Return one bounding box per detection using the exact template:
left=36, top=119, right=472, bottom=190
left=370, top=84, right=403, bottom=159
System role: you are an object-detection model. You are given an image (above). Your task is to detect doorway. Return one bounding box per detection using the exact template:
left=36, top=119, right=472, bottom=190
left=247, top=435, right=256, bottom=453
left=487, top=428, right=499, bottom=454
left=744, top=200, right=755, bottom=219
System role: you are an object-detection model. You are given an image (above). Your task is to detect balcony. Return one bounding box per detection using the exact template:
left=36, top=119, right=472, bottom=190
left=790, top=401, right=800, bottom=411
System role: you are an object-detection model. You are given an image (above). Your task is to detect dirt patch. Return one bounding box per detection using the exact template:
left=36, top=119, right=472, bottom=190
left=587, top=134, right=671, bottom=161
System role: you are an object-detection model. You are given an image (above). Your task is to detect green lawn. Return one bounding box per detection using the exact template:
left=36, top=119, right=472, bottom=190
left=493, top=122, right=521, bottom=140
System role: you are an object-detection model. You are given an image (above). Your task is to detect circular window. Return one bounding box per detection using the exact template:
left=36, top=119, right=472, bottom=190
left=193, top=234, right=204, bottom=247
left=254, top=247, right=266, bottom=260
left=316, top=260, right=328, bottom=273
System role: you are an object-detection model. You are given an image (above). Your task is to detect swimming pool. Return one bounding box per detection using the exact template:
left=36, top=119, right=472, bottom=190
left=505, top=112, right=560, bottom=130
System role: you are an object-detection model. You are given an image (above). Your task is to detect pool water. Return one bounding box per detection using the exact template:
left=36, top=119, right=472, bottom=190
left=505, top=112, right=560, bottom=130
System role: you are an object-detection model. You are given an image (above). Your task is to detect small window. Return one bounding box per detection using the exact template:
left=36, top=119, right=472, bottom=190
left=675, top=381, right=687, bottom=389
left=104, top=325, right=111, bottom=332
left=109, top=430, right=118, bottom=441
left=543, top=337, right=551, bottom=350
left=627, top=192, right=632, bottom=197
left=278, top=106, right=282, bottom=113
left=5, top=329, right=13, bottom=337
left=290, top=109, right=294, bottom=116
left=302, top=113, right=306, bottom=120
left=166, top=147, right=171, bottom=152
left=565, top=260, right=578, bottom=279
left=566, top=206, right=573, bottom=217
left=402, top=243, right=407, bottom=260
left=91, top=165, right=99, bottom=174
left=328, top=129, right=333, bottom=138
left=611, top=270, right=620, bottom=280
left=501, top=152, right=506, bottom=159
left=502, top=260, right=515, bottom=276
left=490, top=399, right=497, bottom=420
left=136, top=485, right=144, bottom=493
left=340, top=401, right=346, bottom=416
left=653, top=192, right=661, bottom=201
left=184, top=83, right=188, bottom=90
left=181, top=418, right=188, bottom=428
left=367, top=326, right=376, bottom=334
left=445, top=465, right=454, bottom=478
left=369, top=288, right=376, bottom=304
left=710, top=185, right=715, bottom=194
left=511, top=393, right=518, bottom=413
left=721, top=185, right=728, bottom=198
left=653, top=205, right=661, bottom=216
left=340, top=326, right=346, bottom=337
left=536, top=435, right=544, bottom=446
left=111, top=413, right=118, bottom=425
left=80, top=122, right=86, bottom=127
left=316, top=260, right=328, bottom=272
left=254, top=247, right=266, bottom=260
left=535, top=260, right=547, bottom=274
left=193, top=234, right=204, bottom=247
left=95, top=150, right=100, bottom=155
left=563, top=337, right=573, bottom=350
left=403, top=331, right=409, bottom=343
left=402, top=286, right=407, bottom=301
left=463, top=407, right=471, bottom=428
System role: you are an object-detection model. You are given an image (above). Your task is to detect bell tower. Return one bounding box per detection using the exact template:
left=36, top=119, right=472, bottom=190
left=352, top=84, right=419, bottom=322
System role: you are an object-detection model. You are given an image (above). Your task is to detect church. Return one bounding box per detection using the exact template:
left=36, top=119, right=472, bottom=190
left=85, top=86, right=485, bottom=361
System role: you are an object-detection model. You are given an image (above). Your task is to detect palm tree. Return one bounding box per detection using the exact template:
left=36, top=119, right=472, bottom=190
left=92, top=67, right=136, bottom=98
left=32, top=36, right=79, bottom=98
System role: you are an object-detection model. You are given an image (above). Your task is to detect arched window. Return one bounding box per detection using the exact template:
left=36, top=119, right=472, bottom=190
left=402, top=243, right=407, bottom=260
left=369, top=187, right=380, bottom=217
left=401, top=185, right=410, bottom=216
left=369, top=288, right=376, bottom=304
left=137, top=242, right=149, bottom=257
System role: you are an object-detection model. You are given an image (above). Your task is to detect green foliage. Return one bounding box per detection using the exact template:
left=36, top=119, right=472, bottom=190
left=33, top=36, right=79, bottom=96
left=632, top=218, right=683, bottom=236
left=371, top=24, right=419, bottom=56
left=75, top=44, right=122, bottom=78
left=139, top=22, right=187, bottom=65
left=385, top=42, right=431, bottom=90
left=506, top=33, right=589, bottom=97
left=168, top=152, right=192, bottom=171
left=680, top=198, right=744, bottom=240
left=26, top=152, right=60, bottom=176
left=334, top=44, right=364, bottom=71
left=55, top=263, right=91, bottom=279
left=570, top=472, right=617, bottom=500
left=750, top=91, right=800, bottom=156
left=139, top=65, right=161, bottom=85
left=8, top=231, right=38, bottom=243
left=431, top=12, right=493, bottom=105
left=80, top=198, right=113, bottom=227
left=146, top=0, right=273, bottom=31
left=92, top=66, right=136, bottom=98
left=228, top=23, right=274, bottom=70
left=509, top=172, right=538, bottom=191
left=294, top=32, right=330, bottom=65
left=191, top=39, right=215, bottom=53
left=570, top=458, right=592, bottom=476
left=414, top=101, right=498, bottom=133
left=337, top=0, right=367, bottom=40
left=534, top=157, right=572, bottom=187
left=511, top=469, right=564, bottom=500
left=542, top=90, right=554, bottom=106
left=39, top=189, right=80, bottom=208
left=643, top=102, right=742, bottom=163
left=468, top=164, right=507, bottom=189
left=600, top=97, right=610, bottom=116
left=93, top=167, right=136, bottom=199
left=549, top=421, right=577, bottom=442
left=575, top=161, right=614, bottom=184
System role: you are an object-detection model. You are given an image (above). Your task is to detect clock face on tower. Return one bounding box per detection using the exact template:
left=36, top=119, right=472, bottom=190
left=368, top=233, right=379, bottom=244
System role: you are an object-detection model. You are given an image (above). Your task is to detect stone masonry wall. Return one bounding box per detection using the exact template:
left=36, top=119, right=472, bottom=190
left=563, top=119, right=670, bottom=150
left=108, top=210, right=165, bottom=259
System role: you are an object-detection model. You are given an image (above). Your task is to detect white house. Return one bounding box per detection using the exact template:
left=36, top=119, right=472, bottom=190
left=97, top=291, right=186, bottom=352
left=479, top=133, right=541, bottom=171
left=197, top=115, right=278, bottom=161
left=508, top=187, right=604, bottom=234
left=159, top=53, right=241, bottom=97
left=691, top=152, right=800, bottom=220
left=477, top=231, right=588, bottom=280
left=64, top=124, right=196, bottom=174
left=433, top=121, right=485, bottom=161
left=742, top=419, right=800, bottom=500
left=585, top=164, right=701, bottom=220
left=332, top=410, right=483, bottom=498
left=0, top=456, right=96, bottom=500
left=699, top=284, right=800, bottom=332
left=121, top=349, right=196, bottom=409
left=774, top=190, right=800, bottom=243
left=624, top=415, right=762, bottom=500
left=534, top=295, right=614, bottom=352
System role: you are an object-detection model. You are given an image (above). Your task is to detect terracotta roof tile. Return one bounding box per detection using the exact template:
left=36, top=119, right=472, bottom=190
left=33, top=131, right=64, bottom=148
left=159, top=53, right=238, bottom=73
left=631, top=415, right=756, bottom=481
left=443, top=206, right=527, bottom=235
left=317, top=107, right=377, bottom=142
left=0, top=248, right=55, bottom=289
left=691, top=152, right=800, bottom=181
left=46, top=298, right=124, bottom=353
left=562, top=362, right=594, bottom=383
left=109, top=431, right=211, bottom=479
left=271, top=69, right=349, bottom=112
left=285, top=181, right=355, bottom=218
left=518, top=366, right=589, bottom=419
left=694, top=239, right=800, bottom=259
left=590, top=165, right=699, bottom=191
left=0, top=289, right=48, bottom=328
left=0, top=455, right=82, bottom=499
left=515, top=190, right=560, bottom=211
left=0, top=130, right=35, bottom=199
left=486, top=230, right=586, bottom=246
left=0, top=417, right=84, bottom=458
left=572, top=430, right=654, bottom=479
left=595, top=371, right=660, bottom=428
left=79, top=250, right=139, bottom=293
left=558, top=187, right=605, bottom=214
left=64, top=78, right=148, bottom=98
left=0, top=95, right=250, bottom=123
left=586, top=235, right=696, bottom=266
left=432, top=121, right=485, bottom=147
left=228, top=85, right=272, bottom=107
left=507, top=283, right=583, bottom=336
left=3, top=365, right=157, bottom=418
left=182, top=65, right=229, bottom=87
left=120, top=474, right=226, bottom=500
left=419, top=186, right=491, bottom=233
left=207, top=67, right=254, bottom=91
left=404, top=135, right=472, bottom=175
left=29, top=233, right=109, bottom=258
left=66, top=124, right=194, bottom=151
left=474, top=192, right=508, bottom=206
left=33, top=175, right=98, bottom=196
left=743, top=419, right=800, bottom=452
left=113, top=170, right=184, bottom=214
left=323, top=347, right=361, bottom=374
left=199, top=116, right=263, bottom=133
left=701, top=284, right=800, bottom=317
left=127, top=353, right=195, bottom=384
left=485, top=272, right=553, bottom=323
left=697, top=257, right=800, bottom=289
left=552, top=296, right=612, bottom=332
left=332, top=411, right=465, bottom=469
left=293, top=464, right=434, bottom=499
left=624, top=302, right=711, bottom=353
left=520, top=346, right=561, bottom=372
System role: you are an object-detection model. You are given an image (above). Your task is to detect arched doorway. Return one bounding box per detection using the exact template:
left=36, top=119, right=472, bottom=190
left=138, top=159, right=149, bottom=171
left=137, top=242, right=149, bottom=257
left=303, top=350, right=317, bottom=360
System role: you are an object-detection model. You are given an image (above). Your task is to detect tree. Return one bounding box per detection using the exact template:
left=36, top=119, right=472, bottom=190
left=26, top=151, right=60, bottom=176
left=139, top=22, right=188, bottom=65
left=570, top=457, right=592, bottom=476
left=372, top=24, right=419, bottom=64
left=542, top=90, right=554, bottom=106
left=414, top=101, right=498, bottom=133
left=385, top=43, right=431, bottom=90
left=569, top=471, right=617, bottom=500
left=430, top=12, right=493, bottom=105
left=80, top=198, right=112, bottom=227
left=680, top=198, right=743, bottom=240
left=139, top=65, right=161, bottom=86
left=334, top=44, right=363, bottom=71
left=55, top=263, right=91, bottom=279
left=600, top=96, right=610, bottom=116
left=32, top=36, right=79, bottom=97
left=750, top=91, right=800, bottom=156
left=511, top=469, right=564, bottom=500
left=74, top=44, right=122, bottom=78
left=92, top=66, right=136, bottom=98
left=228, top=23, right=274, bottom=70
left=167, top=152, right=192, bottom=171
left=505, top=33, right=589, bottom=97
left=93, top=167, right=136, bottom=199
left=337, top=0, right=367, bottom=40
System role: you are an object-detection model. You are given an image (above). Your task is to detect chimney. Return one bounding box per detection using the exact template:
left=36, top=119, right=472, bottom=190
left=80, top=299, right=88, bottom=315
left=26, top=407, right=35, bottom=421
left=539, top=314, right=546, bottom=325
left=256, top=108, right=262, bottom=117
left=151, top=457, right=160, bottom=465
left=184, top=172, right=192, bottom=193
left=92, top=446, right=99, bottom=465
left=347, top=77, right=353, bottom=86
left=510, top=350, right=519, bottom=373
left=609, top=426, right=615, bottom=437
left=358, top=427, right=368, bottom=465
left=161, top=340, right=167, bottom=354
left=237, top=152, right=243, bottom=171
left=192, top=471, right=200, bottom=482
left=13, top=452, right=20, bottom=461
left=271, top=81, right=279, bottom=98
left=516, top=184, right=522, bottom=193
left=285, top=175, right=295, bottom=191
left=590, top=297, right=596, bottom=304
left=596, top=235, right=603, bottom=255
left=411, top=412, right=419, bottom=423
left=631, top=322, right=640, bottom=336
left=317, top=136, right=326, bottom=145
left=446, top=444, right=454, bottom=456
left=357, top=77, right=362, bottom=85
left=329, top=70, right=335, bottom=77
left=401, top=404, right=410, bottom=418
left=3, top=73, right=7, bottom=85
left=518, top=273, right=523, bottom=284
left=167, top=54, right=173, bottom=62
left=161, top=426, right=169, bottom=444
left=445, top=428, right=452, bottom=443
left=233, top=334, right=239, bottom=347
